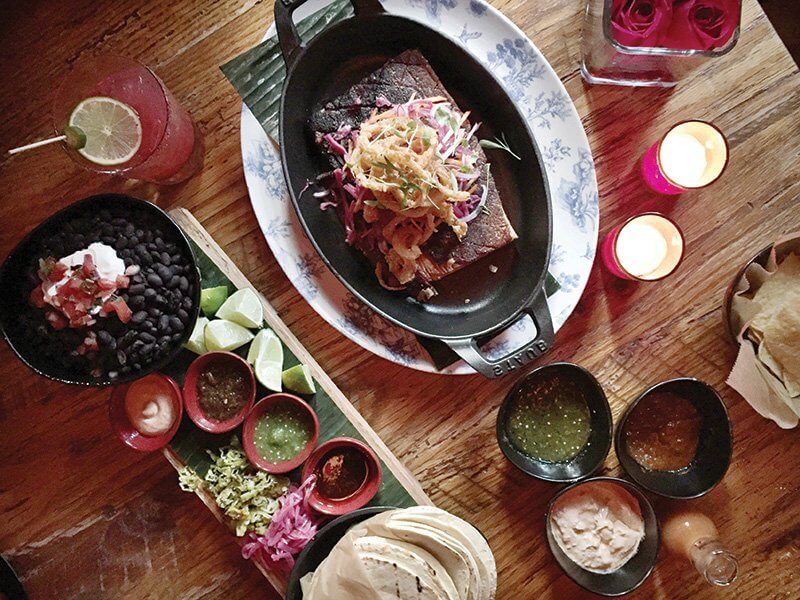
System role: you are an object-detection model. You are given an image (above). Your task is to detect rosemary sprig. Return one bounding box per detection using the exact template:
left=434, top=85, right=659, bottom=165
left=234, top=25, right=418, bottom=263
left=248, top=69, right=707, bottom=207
left=479, top=133, right=521, bottom=161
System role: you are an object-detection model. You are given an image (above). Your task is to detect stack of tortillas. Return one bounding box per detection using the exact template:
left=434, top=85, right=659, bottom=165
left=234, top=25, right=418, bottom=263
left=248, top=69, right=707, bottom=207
left=728, top=238, right=800, bottom=428
left=300, top=506, right=497, bottom=600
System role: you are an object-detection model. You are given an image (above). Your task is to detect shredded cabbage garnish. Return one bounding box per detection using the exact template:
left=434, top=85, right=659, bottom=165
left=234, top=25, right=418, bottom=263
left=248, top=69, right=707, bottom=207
left=322, top=95, right=488, bottom=287
left=177, top=437, right=289, bottom=537
left=178, top=466, right=201, bottom=492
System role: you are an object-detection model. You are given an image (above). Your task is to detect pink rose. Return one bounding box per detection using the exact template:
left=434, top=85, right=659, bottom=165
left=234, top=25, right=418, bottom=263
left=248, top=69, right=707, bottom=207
left=610, top=0, right=673, bottom=47
left=662, top=0, right=740, bottom=51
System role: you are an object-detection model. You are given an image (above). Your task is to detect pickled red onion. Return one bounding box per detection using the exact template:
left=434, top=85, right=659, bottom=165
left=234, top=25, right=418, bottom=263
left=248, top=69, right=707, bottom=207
left=241, top=475, right=320, bottom=567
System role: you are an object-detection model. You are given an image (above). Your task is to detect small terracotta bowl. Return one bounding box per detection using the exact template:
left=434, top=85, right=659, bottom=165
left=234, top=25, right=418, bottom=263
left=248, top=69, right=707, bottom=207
left=109, top=373, right=183, bottom=452
left=301, top=437, right=382, bottom=516
left=615, top=378, right=732, bottom=499
left=183, top=351, right=255, bottom=433
left=243, top=393, right=320, bottom=474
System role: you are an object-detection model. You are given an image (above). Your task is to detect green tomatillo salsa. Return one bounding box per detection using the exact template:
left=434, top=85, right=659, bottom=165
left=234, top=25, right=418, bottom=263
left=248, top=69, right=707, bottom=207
left=505, top=374, right=591, bottom=463
left=254, top=404, right=312, bottom=463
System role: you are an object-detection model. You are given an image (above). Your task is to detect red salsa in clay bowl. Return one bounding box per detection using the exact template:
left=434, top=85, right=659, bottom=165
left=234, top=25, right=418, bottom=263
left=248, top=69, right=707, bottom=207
left=243, top=393, right=320, bottom=474
left=109, top=373, right=183, bottom=451
left=301, top=437, right=382, bottom=516
left=183, top=351, right=255, bottom=433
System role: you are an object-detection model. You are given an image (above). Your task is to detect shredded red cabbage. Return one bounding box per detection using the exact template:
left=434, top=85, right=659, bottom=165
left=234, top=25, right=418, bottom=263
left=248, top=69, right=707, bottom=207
left=323, top=133, right=347, bottom=157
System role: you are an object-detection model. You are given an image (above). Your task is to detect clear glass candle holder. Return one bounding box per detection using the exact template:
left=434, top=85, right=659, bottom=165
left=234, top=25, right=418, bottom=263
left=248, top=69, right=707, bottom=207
left=580, top=0, right=740, bottom=88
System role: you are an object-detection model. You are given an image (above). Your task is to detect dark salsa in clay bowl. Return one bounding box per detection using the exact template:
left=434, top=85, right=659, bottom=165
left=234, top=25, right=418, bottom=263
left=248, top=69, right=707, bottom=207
left=183, top=351, right=256, bottom=433
left=243, top=393, right=319, bottom=474
left=301, top=437, right=382, bottom=516
left=0, top=194, right=200, bottom=386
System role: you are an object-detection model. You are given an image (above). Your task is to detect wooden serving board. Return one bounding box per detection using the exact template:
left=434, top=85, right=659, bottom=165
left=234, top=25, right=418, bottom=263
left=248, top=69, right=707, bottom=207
left=161, top=208, right=432, bottom=597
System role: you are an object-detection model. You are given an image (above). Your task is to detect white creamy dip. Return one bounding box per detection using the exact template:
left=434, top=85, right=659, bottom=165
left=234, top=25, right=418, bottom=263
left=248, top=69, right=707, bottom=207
left=550, top=482, right=645, bottom=574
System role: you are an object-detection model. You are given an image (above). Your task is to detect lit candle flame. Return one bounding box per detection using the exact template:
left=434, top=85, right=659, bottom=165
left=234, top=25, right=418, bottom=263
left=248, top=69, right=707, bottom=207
left=616, top=221, right=669, bottom=278
left=660, top=133, right=708, bottom=188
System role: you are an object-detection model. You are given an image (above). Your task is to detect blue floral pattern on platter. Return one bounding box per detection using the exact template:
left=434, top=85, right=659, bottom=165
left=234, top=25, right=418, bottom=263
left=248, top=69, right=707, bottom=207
left=487, top=38, right=547, bottom=102
left=557, top=149, right=599, bottom=233
left=405, top=0, right=457, bottom=21
left=468, top=1, right=488, bottom=17
left=457, top=24, right=482, bottom=45
left=241, top=0, right=598, bottom=374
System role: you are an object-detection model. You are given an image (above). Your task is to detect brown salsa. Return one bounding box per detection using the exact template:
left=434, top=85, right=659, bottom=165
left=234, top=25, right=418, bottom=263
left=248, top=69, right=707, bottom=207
left=625, top=392, right=703, bottom=471
left=197, top=362, right=249, bottom=421
left=315, top=447, right=368, bottom=500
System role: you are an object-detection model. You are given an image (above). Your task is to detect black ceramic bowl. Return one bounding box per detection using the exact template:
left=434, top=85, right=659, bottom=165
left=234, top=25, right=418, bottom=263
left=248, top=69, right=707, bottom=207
left=615, top=378, right=732, bottom=499
left=286, top=506, right=391, bottom=600
left=545, top=476, right=660, bottom=597
left=0, top=194, right=200, bottom=386
left=496, top=363, right=613, bottom=483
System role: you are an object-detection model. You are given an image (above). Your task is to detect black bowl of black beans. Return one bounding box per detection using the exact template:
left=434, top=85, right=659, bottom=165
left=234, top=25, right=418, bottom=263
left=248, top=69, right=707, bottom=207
left=0, top=194, right=200, bottom=386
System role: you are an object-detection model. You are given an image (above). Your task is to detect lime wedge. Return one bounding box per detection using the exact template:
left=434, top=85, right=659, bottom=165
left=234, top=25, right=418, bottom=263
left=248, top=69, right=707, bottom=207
left=184, top=316, right=209, bottom=354
left=247, top=328, right=283, bottom=365
left=282, top=364, right=316, bottom=395
left=204, top=318, right=254, bottom=352
left=255, top=358, right=283, bottom=392
left=250, top=330, right=283, bottom=391
left=216, top=288, right=263, bottom=329
left=68, top=96, right=142, bottom=166
left=200, top=285, right=228, bottom=317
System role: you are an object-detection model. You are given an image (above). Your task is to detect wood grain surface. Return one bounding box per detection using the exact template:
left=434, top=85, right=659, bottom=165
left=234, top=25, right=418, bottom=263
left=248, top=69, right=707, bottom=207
left=1, top=1, right=798, bottom=599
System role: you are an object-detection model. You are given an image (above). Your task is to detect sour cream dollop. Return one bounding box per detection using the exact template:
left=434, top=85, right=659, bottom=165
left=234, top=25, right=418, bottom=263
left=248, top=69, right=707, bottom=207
left=124, top=375, right=177, bottom=437
left=43, top=242, right=127, bottom=309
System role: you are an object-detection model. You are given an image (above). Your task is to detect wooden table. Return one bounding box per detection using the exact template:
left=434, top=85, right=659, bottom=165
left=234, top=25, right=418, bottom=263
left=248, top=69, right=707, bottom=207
left=1, top=1, right=798, bottom=598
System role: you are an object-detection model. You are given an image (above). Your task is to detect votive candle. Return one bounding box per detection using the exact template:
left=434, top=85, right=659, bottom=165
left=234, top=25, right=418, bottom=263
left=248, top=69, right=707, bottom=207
left=601, top=213, right=685, bottom=281
left=642, top=121, right=729, bottom=195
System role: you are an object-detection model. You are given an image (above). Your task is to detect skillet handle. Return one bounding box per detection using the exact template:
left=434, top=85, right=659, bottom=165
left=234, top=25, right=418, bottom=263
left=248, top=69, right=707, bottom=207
left=443, top=291, right=554, bottom=379
left=275, top=0, right=385, bottom=68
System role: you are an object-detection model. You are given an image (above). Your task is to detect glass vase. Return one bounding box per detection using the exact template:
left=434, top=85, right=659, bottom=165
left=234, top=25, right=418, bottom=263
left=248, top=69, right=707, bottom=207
left=580, top=0, right=740, bottom=88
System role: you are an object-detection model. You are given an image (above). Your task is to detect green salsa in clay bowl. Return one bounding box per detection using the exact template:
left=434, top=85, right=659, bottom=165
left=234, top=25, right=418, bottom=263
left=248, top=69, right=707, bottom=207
left=243, top=393, right=319, bottom=474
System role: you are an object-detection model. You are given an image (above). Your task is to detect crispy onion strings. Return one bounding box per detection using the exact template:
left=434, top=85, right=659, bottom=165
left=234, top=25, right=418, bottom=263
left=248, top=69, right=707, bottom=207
left=345, top=102, right=475, bottom=285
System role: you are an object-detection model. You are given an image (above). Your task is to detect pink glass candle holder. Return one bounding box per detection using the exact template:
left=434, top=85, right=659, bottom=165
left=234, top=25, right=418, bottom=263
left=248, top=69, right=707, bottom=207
left=641, top=121, right=729, bottom=195
left=602, top=213, right=685, bottom=281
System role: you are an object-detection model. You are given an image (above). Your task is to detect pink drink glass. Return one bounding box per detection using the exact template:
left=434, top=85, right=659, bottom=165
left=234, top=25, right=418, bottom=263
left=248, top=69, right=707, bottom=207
left=53, top=54, right=204, bottom=184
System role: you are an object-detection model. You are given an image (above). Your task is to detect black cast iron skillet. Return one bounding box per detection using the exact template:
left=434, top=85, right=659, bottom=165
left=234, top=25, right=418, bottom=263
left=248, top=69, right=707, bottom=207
left=277, top=0, right=553, bottom=378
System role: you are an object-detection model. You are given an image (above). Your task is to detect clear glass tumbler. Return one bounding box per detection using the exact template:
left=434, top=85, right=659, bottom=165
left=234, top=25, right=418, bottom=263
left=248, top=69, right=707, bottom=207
left=53, top=54, right=204, bottom=184
left=580, top=0, right=740, bottom=88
